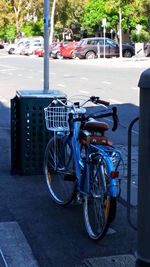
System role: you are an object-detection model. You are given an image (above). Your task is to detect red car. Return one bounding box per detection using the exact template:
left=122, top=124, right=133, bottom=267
left=34, top=42, right=59, bottom=57
left=60, top=42, right=78, bottom=59
left=34, top=47, right=44, bottom=57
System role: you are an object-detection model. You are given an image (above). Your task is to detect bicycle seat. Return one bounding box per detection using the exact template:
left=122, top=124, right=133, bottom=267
left=83, top=121, right=109, bottom=135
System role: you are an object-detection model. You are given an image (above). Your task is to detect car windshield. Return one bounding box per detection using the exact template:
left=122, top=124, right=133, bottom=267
left=76, top=40, right=85, bottom=46
left=106, top=39, right=117, bottom=46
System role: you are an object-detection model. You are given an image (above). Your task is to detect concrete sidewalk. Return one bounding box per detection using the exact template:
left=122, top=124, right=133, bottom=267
left=0, top=126, right=138, bottom=267
left=77, top=254, right=136, bottom=267
left=71, top=55, right=150, bottom=69
left=77, top=144, right=138, bottom=267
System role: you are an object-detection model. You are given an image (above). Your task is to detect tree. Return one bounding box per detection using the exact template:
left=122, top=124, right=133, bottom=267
left=82, top=0, right=150, bottom=40
left=0, top=0, right=43, bottom=39
left=82, top=0, right=106, bottom=34
left=54, top=0, right=88, bottom=40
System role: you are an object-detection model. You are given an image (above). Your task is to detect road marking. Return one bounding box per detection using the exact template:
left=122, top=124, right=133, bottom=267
left=51, top=72, right=56, bottom=75
left=64, top=74, right=72, bottom=78
left=109, top=99, right=122, bottom=104
left=57, top=83, right=65, bottom=87
left=102, top=81, right=112, bottom=85
left=131, top=86, right=139, bottom=90
left=0, top=64, right=17, bottom=69
left=80, top=77, right=89, bottom=80
left=0, top=221, right=39, bottom=267
left=79, top=90, right=89, bottom=94
left=0, top=249, right=9, bottom=267
left=27, top=76, right=33, bottom=79
left=0, top=99, right=7, bottom=103
left=0, top=69, right=16, bottom=72
left=17, top=74, right=23, bottom=77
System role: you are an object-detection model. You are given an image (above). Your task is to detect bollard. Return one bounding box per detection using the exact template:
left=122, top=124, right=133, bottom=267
left=136, top=68, right=150, bottom=266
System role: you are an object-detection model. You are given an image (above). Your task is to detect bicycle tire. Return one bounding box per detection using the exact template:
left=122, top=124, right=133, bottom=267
left=83, top=156, right=114, bottom=240
left=44, top=135, right=76, bottom=206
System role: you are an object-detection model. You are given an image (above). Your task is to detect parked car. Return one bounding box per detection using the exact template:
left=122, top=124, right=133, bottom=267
left=21, top=42, right=43, bottom=56
left=50, top=42, right=68, bottom=59
left=73, top=37, right=135, bottom=59
left=0, top=43, right=4, bottom=49
left=34, top=47, right=44, bottom=57
left=144, top=42, right=150, bottom=57
left=6, top=37, right=43, bottom=55
left=6, top=41, right=28, bottom=54
left=60, top=42, right=78, bottom=59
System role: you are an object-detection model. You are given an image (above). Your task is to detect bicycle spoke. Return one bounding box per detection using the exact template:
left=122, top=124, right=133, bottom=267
left=44, top=136, right=76, bottom=206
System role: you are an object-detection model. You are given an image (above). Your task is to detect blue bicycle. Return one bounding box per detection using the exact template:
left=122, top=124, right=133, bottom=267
left=44, top=96, right=124, bottom=240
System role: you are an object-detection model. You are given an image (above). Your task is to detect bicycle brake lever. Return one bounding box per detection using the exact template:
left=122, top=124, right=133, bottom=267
left=112, top=107, right=118, bottom=131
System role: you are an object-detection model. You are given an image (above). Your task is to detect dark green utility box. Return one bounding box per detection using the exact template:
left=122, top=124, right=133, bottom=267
left=11, top=89, right=66, bottom=175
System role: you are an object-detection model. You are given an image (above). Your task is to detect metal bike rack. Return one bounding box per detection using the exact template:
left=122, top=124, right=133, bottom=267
left=127, top=116, right=139, bottom=230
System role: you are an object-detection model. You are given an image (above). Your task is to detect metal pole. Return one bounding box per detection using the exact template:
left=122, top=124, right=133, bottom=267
left=104, top=26, right=106, bottom=59
left=97, top=42, right=100, bottom=59
left=119, top=8, right=122, bottom=58
left=43, top=0, right=50, bottom=92
left=136, top=68, right=150, bottom=267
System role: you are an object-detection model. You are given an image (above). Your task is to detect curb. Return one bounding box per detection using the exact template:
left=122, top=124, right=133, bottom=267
left=76, top=254, right=136, bottom=267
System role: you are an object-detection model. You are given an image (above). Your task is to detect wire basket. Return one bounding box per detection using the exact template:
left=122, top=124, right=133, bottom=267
left=44, top=105, right=70, bottom=131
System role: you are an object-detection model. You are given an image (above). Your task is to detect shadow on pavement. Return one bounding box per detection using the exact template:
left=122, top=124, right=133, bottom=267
left=0, top=99, right=138, bottom=267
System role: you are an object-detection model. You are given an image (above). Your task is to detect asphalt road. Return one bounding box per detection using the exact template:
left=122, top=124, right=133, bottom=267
left=0, top=52, right=147, bottom=267
left=0, top=53, right=147, bottom=144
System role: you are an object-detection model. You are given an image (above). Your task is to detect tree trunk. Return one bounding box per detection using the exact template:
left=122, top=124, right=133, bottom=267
left=49, top=0, right=57, bottom=43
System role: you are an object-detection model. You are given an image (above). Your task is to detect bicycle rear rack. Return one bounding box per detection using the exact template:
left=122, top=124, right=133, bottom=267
left=127, top=117, right=139, bottom=231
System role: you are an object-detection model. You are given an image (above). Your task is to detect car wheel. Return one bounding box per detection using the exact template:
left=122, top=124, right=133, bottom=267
left=56, top=52, right=63, bottom=59
left=123, top=50, right=132, bottom=58
left=144, top=48, right=150, bottom=57
left=70, top=51, right=75, bottom=59
left=85, top=51, right=96, bottom=59
left=8, top=48, right=15, bottom=54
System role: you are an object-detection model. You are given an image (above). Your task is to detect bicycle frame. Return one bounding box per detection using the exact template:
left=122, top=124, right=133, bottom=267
left=56, top=118, right=122, bottom=198
left=69, top=120, right=85, bottom=192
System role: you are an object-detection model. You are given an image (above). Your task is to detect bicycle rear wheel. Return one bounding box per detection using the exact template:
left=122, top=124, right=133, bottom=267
left=83, top=157, right=114, bottom=240
left=44, top=135, right=76, bottom=206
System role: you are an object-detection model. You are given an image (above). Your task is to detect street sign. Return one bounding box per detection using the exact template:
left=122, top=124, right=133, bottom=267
left=102, top=18, right=107, bottom=27
left=136, top=24, right=142, bottom=35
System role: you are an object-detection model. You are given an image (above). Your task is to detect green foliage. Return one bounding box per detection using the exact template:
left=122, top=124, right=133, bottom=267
left=21, top=19, right=43, bottom=37
left=82, top=0, right=150, bottom=37
left=0, top=0, right=149, bottom=41
left=131, top=29, right=150, bottom=42
left=0, top=24, right=16, bottom=42
left=82, top=0, right=106, bottom=32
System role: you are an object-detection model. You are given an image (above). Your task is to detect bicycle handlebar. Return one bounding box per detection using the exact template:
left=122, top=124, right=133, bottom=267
left=52, top=95, right=110, bottom=108
left=71, top=106, right=118, bottom=132
left=51, top=96, right=118, bottom=132
left=90, top=96, right=110, bottom=106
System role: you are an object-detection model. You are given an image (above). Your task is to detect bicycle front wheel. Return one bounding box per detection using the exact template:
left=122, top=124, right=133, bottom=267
left=83, top=157, right=113, bottom=240
left=44, top=135, right=76, bottom=206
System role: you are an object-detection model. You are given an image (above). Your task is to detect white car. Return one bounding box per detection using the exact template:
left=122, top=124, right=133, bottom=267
left=21, top=42, right=43, bottom=56
left=6, top=39, right=30, bottom=54
left=6, top=37, right=43, bottom=55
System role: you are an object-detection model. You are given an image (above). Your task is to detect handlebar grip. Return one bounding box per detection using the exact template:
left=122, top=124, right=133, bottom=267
left=90, top=96, right=110, bottom=106
left=112, top=107, right=118, bottom=131
left=96, top=99, right=110, bottom=106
